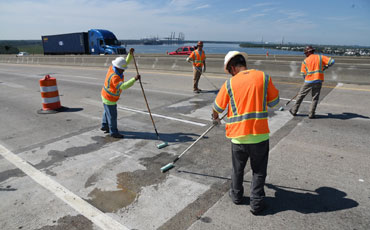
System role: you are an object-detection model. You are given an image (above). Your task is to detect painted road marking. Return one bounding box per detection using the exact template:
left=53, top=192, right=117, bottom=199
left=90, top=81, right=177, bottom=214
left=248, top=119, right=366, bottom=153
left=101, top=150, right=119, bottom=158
left=0, top=144, right=130, bottom=230
left=82, top=98, right=207, bottom=127
left=117, top=105, right=207, bottom=127
left=280, top=97, right=311, bottom=104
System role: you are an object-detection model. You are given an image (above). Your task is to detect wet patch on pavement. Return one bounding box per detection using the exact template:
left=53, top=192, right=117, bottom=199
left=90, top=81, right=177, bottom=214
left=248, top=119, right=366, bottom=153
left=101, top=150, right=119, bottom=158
left=37, top=136, right=119, bottom=174
left=85, top=152, right=173, bottom=213
left=166, top=97, right=213, bottom=115
left=36, top=215, right=93, bottom=230
left=0, top=185, right=17, bottom=191
left=0, top=168, right=26, bottom=184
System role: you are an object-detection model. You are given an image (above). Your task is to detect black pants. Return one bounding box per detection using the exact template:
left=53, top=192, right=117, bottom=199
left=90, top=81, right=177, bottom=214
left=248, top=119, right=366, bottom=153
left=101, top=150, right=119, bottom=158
left=230, top=140, right=269, bottom=209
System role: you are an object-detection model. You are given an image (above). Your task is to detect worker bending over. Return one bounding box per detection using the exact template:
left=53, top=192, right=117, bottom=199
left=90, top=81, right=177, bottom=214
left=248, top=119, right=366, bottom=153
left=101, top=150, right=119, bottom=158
left=186, top=41, right=206, bottom=93
left=289, top=46, right=335, bottom=118
left=101, top=48, right=140, bottom=138
left=212, top=51, right=279, bottom=215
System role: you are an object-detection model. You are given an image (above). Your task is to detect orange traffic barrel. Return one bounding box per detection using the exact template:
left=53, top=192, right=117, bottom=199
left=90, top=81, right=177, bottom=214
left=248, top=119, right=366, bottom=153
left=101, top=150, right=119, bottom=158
left=38, top=75, right=65, bottom=114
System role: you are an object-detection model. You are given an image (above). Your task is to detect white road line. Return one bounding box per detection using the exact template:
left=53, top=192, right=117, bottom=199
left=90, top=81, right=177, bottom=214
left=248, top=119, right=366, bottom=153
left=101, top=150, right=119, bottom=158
left=0, top=144, right=130, bottom=230
left=117, top=105, right=207, bottom=127
left=280, top=97, right=311, bottom=104
left=82, top=98, right=207, bottom=127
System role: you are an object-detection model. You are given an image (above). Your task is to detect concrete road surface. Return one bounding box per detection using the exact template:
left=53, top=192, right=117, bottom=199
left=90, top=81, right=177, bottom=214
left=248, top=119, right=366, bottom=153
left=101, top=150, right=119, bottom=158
left=0, top=63, right=369, bottom=230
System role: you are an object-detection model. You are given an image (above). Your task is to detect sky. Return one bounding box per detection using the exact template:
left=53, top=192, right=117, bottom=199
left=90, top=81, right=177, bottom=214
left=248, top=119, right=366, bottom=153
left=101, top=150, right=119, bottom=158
left=1, top=0, right=370, bottom=46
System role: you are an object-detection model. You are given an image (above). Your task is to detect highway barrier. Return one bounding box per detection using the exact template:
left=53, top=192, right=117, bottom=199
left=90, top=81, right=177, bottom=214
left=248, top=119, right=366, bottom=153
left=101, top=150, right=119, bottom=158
left=1, top=54, right=369, bottom=84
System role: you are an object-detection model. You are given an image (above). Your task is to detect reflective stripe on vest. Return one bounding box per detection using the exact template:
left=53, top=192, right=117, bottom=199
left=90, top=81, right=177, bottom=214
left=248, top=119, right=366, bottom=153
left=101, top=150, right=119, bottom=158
left=302, top=54, right=327, bottom=82
left=101, top=66, right=124, bottom=102
left=192, top=50, right=205, bottom=66
left=225, top=72, right=270, bottom=124
left=103, top=73, right=121, bottom=97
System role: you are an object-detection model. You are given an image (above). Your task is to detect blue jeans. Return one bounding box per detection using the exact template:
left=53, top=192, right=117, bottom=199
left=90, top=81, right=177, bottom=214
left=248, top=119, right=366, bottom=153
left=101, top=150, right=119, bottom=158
left=102, top=104, right=119, bottom=135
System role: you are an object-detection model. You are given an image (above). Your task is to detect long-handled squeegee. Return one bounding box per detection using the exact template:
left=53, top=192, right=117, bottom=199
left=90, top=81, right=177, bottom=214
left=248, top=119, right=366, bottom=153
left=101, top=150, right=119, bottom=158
left=160, top=114, right=226, bottom=173
left=132, top=53, right=168, bottom=149
left=278, top=92, right=298, bottom=111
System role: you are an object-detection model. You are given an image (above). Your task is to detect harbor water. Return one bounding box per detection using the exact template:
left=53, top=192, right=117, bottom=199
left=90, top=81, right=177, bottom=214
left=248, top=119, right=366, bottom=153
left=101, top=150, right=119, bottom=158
left=125, top=42, right=304, bottom=56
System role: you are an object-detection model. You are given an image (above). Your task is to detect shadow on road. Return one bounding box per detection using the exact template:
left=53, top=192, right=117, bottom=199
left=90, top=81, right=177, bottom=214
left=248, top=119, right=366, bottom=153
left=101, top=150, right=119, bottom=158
left=62, top=107, right=84, bottom=112
left=121, top=130, right=200, bottom=143
left=263, top=184, right=359, bottom=215
left=316, top=112, right=370, bottom=120
left=176, top=170, right=358, bottom=215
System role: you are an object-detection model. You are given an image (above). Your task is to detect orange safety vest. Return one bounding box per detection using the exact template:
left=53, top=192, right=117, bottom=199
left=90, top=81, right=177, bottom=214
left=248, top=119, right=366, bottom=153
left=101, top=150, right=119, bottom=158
left=213, top=69, right=279, bottom=138
left=189, top=50, right=206, bottom=67
left=301, top=54, right=334, bottom=82
left=101, top=66, right=124, bottom=102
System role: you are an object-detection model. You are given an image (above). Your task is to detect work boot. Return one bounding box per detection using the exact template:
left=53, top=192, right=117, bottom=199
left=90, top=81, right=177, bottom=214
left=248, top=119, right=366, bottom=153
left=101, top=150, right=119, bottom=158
left=100, top=127, right=109, bottom=133
left=229, top=190, right=243, bottom=205
left=289, top=109, right=296, bottom=116
left=193, top=89, right=201, bottom=94
left=111, top=133, right=124, bottom=139
left=250, top=203, right=266, bottom=215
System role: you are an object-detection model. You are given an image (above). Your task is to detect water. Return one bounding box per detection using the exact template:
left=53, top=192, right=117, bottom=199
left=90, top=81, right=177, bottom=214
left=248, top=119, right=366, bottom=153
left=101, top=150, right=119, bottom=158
left=125, top=42, right=303, bottom=56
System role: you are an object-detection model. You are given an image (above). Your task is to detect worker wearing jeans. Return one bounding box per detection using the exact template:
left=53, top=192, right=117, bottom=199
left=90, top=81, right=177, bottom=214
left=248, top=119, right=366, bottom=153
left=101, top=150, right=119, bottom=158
left=212, top=51, right=279, bottom=215
left=101, top=48, right=140, bottom=138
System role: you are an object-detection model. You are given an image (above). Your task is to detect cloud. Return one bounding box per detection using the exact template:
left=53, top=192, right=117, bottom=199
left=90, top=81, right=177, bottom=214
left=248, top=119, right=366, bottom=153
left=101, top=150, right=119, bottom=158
left=324, top=16, right=354, bottom=21
left=0, top=0, right=368, bottom=45
left=252, top=2, right=276, bottom=8
left=235, top=8, right=250, bottom=13
left=195, top=4, right=210, bottom=10
left=169, top=0, right=197, bottom=8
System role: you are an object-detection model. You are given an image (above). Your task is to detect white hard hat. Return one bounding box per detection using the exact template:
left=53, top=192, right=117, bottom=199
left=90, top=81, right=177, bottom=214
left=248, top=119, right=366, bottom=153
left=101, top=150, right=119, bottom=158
left=224, top=51, right=248, bottom=73
left=112, top=57, right=128, bottom=70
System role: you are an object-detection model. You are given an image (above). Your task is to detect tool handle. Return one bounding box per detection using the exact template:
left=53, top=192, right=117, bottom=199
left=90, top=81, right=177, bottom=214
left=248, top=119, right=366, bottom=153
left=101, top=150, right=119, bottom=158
left=285, top=92, right=298, bottom=106
left=173, top=157, right=180, bottom=163
left=176, top=113, right=227, bottom=160
left=132, top=53, right=140, bottom=75
left=195, top=68, right=219, bottom=90
left=132, top=54, right=159, bottom=134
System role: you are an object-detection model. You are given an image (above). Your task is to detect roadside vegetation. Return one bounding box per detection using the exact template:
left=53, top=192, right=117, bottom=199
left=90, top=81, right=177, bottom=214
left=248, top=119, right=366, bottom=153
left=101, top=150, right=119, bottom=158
left=0, top=40, right=43, bottom=54
left=240, top=42, right=370, bottom=56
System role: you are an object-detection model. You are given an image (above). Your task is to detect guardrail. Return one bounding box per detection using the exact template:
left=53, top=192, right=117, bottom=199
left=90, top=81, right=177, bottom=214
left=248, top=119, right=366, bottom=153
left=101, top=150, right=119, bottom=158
left=1, top=54, right=369, bottom=84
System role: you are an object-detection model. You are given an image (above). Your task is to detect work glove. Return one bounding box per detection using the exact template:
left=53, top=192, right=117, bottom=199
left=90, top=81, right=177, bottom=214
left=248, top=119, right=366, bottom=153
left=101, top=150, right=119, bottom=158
left=212, top=118, right=221, bottom=126
left=211, top=114, right=221, bottom=126
left=323, top=65, right=328, bottom=71
left=135, top=74, right=141, bottom=81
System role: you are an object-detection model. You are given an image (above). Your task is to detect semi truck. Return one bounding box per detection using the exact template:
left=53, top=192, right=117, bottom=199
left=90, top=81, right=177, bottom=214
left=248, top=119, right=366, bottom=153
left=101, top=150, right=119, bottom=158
left=42, top=29, right=126, bottom=55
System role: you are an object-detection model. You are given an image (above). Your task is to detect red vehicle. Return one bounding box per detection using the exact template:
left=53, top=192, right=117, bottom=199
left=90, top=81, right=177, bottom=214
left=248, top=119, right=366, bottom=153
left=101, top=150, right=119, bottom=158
left=168, top=46, right=195, bottom=55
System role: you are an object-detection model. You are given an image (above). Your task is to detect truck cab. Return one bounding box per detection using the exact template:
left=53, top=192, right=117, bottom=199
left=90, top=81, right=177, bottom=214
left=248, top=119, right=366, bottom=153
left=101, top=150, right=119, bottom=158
left=88, top=29, right=126, bottom=55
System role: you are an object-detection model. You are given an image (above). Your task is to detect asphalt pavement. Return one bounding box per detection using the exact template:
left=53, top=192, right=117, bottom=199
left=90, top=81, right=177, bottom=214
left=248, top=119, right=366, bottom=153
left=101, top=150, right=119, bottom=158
left=0, top=63, right=369, bottom=230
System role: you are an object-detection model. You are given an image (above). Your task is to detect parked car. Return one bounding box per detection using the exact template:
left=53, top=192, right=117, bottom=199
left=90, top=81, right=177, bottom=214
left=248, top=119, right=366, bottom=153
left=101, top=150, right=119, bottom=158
left=168, top=46, right=195, bottom=55
left=16, top=52, right=29, bottom=57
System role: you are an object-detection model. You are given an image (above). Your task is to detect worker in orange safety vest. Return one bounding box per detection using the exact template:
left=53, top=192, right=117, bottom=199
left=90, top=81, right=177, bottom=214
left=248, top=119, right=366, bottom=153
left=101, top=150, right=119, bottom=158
left=186, top=41, right=206, bottom=93
left=101, top=48, right=140, bottom=138
left=289, top=46, right=335, bottom=119
left=212, top=51, right=279, bottom=215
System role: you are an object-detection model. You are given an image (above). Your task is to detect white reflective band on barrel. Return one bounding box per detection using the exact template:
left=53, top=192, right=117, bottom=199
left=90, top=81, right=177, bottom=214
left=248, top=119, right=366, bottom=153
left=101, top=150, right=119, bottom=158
left=42, top=96, right=60, bottom=104
left=40, top=86, right=58, bottom=92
